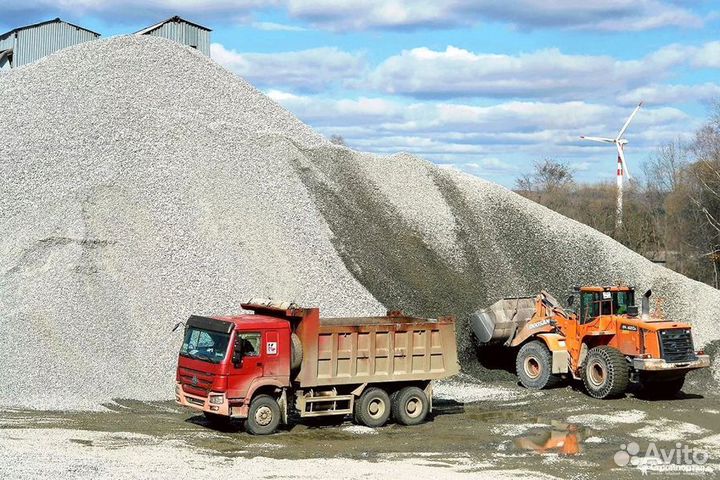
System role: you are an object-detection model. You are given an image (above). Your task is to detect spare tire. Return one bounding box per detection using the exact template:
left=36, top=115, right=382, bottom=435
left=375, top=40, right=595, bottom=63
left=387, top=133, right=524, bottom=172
left=290, top=332, right=303, bottom=371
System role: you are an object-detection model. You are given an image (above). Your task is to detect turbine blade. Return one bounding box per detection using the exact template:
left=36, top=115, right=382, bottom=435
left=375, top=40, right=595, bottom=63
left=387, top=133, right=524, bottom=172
left=580, top=136, right=616, bottom=143
left=617, top=143, right=632, bottom=180
left=616, top=101, right=643, bottom=140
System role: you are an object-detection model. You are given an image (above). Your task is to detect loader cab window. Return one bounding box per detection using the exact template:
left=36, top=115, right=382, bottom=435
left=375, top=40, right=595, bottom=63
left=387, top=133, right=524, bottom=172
left=581, top=290, right=636, bottom=323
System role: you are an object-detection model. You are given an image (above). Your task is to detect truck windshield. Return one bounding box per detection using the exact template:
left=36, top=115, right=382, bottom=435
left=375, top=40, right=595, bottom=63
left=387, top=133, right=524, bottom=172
left=180, top=327, right=231, bottom=364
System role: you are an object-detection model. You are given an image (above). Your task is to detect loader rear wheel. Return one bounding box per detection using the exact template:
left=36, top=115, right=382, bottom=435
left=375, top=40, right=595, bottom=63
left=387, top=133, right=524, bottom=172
left=392, top=386, right=429, bottom=426
left=582, top=346, right=629, bottom=399
left=516, top=340, right=561, bottom=390
left=244, top=394, right=280, bottom=435
left=640, top=375, right=685, bottom=398
left=354, top=387, right=391, bottom=428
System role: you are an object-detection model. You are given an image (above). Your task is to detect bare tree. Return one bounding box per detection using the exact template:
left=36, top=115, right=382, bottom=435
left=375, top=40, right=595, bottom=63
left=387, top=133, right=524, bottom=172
left=329, top=134, right=347, bottom=146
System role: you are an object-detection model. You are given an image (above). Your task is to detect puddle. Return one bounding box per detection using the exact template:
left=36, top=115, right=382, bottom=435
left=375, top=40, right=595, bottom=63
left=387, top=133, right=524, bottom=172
left=513, top=422, right=590, bottom=456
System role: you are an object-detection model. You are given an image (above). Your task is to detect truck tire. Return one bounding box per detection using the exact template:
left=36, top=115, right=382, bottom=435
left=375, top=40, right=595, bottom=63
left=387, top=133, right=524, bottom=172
left=354, top=387, right=391, bottom=428
left=581, top=346, right=629, bottom=399
left=391, top=386, right=429, bottom=426
left=516, top=340, right=561, bottom=390
left=244, top=394, right=281, bottom=435
left=290, top=333, right=303, bottom=371
left=640, top=375, right=685, bottom=398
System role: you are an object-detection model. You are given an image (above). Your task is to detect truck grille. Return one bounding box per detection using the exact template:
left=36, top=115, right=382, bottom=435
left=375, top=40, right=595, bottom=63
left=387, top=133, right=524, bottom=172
left=658, top=329, right=696, bottom=363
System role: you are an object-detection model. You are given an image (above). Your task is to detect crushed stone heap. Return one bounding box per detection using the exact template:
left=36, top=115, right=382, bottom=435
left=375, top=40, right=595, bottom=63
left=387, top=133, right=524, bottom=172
left=1, top=36, right=718, bottom=409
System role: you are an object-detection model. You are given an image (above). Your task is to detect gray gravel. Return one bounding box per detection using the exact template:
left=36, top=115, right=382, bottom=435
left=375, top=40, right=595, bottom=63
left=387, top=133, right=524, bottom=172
left=1, top=36, right=718, bottom=410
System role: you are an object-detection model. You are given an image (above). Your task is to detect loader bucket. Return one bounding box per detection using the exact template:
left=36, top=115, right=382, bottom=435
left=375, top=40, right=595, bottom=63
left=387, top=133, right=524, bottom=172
left=471, top=297, right=535, bottom=345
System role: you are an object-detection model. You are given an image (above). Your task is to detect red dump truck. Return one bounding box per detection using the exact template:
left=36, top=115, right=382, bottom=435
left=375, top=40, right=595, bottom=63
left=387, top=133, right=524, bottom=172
left=175, top=299, right=459, bottom=434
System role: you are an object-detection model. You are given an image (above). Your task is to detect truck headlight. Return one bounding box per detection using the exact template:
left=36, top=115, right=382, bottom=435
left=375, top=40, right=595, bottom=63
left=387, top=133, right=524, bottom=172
left=209, top=394, right=224, bottom=405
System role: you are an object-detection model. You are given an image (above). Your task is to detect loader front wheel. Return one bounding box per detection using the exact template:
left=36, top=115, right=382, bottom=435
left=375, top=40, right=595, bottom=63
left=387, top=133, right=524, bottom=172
left=516, top=340, right=561, bottom=390
left=582, top=346, right=629, bottom=399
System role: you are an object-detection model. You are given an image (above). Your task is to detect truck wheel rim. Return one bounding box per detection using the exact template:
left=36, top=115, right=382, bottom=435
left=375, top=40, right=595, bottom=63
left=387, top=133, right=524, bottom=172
left=368, top=398, right=386, bottom=419
left=588, top=361, right=606, bottom=387
left=255, top=406, right=273, bottom=426
left=405, top=396, right=423, bottom=418
left=524, top=356, right=541, bottom=379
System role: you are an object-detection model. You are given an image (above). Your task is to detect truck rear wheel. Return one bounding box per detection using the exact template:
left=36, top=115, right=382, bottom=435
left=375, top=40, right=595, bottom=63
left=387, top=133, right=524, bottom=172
left=581, top=346, right=629, bottom=399
left=640, top=375, right=685, bottom=398
left=244, top=394, right=281, bottom=435
left=516, top=340, right=561, bottom=390
left=392, top=386, right=429, bottom=426
left=354, top=387, right=391, bottom=428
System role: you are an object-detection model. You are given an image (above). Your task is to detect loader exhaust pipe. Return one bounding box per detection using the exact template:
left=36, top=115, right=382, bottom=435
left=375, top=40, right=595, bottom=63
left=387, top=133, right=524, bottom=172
left=641, top=289, right=652, bottom=320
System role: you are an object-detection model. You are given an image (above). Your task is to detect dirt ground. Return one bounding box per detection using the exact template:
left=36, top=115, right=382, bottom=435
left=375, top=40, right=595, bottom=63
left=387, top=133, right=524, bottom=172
left=1, top=375, right=718, bottom=480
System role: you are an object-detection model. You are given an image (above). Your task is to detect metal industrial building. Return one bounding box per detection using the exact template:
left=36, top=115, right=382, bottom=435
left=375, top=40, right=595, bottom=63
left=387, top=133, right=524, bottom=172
left=0, top=18, right=100, bottom=70
left=0, top=15, right=211, bottom=70
left=136, top=16, right=211, bottom=56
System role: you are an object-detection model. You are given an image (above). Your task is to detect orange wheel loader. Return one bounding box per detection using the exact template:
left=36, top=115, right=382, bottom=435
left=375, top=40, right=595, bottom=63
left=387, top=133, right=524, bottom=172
left=471, top=286, right=710, bottom=399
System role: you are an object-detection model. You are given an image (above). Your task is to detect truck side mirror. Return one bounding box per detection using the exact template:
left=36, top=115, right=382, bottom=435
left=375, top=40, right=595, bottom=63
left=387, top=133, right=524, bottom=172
left=566, top=295, right=575, bottom=307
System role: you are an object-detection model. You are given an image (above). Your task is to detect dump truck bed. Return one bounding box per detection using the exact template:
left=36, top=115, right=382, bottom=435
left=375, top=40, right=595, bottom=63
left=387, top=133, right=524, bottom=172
left=296, top=315, right=459, bottom=388
left=471, top=296, right=536, bottom=344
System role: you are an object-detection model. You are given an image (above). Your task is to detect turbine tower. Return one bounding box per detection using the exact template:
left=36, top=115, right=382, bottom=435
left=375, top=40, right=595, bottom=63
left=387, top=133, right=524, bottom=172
left=580, top=102, right=643, bottom=229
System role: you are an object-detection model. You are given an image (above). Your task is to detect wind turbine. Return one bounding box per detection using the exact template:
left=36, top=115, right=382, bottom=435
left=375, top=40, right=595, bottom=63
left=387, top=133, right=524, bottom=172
left=580, top=102, right=643, bottom=229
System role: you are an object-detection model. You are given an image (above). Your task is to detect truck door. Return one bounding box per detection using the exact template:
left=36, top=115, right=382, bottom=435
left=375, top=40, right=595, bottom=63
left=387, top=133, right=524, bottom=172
left=230, top=331, right=265, bottom=398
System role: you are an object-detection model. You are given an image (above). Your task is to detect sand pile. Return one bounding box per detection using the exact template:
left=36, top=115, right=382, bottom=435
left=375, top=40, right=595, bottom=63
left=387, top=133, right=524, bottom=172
left=1, top=36, right=718, bottom=409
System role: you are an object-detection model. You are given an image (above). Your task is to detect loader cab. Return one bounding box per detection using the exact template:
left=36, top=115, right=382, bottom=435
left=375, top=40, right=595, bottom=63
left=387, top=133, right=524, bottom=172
left=578, top=287, right=635, bottom=324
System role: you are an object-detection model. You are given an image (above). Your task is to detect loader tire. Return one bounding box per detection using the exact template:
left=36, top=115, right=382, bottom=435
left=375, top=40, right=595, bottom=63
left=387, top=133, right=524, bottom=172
left=582, top=346, right=629, bottom=399
left=354, top=387, right=391, bottom=428
left=244, top=394, right=281, bottom=435
left=391, top=386, right=429, bottom=426
left=516, top=340, right=561, bottom=390
left=640, top=375, right=685, bottom=398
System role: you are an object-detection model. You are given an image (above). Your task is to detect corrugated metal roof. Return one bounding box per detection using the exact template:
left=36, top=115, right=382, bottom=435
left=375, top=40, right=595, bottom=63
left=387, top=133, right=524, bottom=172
left=0, top=18, right=100, bottom=41
left=135, top=16, right=212, bottom=35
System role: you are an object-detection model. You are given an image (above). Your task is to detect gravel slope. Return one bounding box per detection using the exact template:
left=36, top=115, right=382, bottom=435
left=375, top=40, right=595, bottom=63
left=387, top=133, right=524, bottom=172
left=0, top=36, right=718, bottom=409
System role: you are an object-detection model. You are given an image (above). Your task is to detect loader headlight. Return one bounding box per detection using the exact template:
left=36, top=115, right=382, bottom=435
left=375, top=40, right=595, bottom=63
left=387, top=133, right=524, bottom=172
left=209, top=394, right=224, bottom=405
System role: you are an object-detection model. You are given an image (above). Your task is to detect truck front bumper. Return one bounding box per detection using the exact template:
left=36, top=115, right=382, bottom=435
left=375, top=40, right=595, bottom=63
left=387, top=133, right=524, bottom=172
left=632, top=354, right=710, bottom=372
left=175, top=382, right=231, bottom=416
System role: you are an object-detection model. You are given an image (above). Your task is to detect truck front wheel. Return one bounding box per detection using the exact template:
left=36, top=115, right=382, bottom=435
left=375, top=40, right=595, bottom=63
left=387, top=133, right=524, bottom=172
left=581, top=346, right=629, bottom=399
left=244, top=394, right=281, bottom=435
left=354, top=387, right=391, bottom=428
left=516, top=340, right=561, bottom=390
left=392, top=386, right=429, bottom=426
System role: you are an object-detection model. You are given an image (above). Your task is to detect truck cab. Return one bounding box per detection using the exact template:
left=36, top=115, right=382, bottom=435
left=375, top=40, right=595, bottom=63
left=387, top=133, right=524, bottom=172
left=175, top=314, right=291, bottom=420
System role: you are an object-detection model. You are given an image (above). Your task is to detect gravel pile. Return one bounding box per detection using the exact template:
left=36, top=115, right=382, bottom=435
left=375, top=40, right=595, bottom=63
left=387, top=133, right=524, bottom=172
left=1, top=36, right=719, bottom=409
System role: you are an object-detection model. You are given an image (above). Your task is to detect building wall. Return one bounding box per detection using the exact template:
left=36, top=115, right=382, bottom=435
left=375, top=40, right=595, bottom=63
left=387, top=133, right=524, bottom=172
left=144, top=21, right=210, bottom=56
left=14, top=21, right=98, bottom=67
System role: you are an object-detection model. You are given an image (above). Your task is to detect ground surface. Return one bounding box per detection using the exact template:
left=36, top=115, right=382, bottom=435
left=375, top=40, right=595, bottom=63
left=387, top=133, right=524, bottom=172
left=2, top=376, right=718, bottom=479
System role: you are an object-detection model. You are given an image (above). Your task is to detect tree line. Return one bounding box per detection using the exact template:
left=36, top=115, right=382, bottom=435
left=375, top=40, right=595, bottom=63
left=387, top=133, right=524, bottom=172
left=515, top=103, right=720, bottom=288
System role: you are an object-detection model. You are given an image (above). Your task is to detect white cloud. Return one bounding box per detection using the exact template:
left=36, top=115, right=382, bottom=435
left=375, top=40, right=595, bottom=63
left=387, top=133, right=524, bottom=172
left=618, top=83, right=720, bottom=105
left=211, top=43, right=365, bottom=92
left=286, top=0, right=703, bottom=31
left=250, top=21, right=307, bottom=31
left=1, top=1, right=704, bottom=31
left=364, top=43, right=720, bottom=101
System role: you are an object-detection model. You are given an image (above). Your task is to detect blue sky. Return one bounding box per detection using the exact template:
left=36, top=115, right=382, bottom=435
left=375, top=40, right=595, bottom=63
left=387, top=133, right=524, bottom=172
left=2, top=1, right=720, bottom=187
